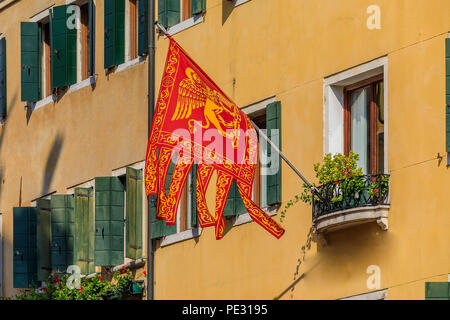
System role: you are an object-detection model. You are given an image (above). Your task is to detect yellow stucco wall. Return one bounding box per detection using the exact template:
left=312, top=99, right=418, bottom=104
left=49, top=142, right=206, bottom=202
left=0, top=0, right=449, bottom=299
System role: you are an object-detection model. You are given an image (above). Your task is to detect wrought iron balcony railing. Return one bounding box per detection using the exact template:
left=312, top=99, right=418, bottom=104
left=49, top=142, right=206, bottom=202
left=312, top=174, right=390, bottom=220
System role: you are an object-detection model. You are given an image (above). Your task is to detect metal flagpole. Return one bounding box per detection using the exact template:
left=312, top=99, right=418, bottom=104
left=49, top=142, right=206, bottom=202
left=250, top=120, right=324, bottom=201
left=153, top=22, right=324, bottom=202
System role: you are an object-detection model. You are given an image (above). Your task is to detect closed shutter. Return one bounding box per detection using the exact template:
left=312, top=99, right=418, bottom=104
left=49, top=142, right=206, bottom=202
left=13, top=207, right=38, bottom=288
left=446, top=38, right=450, bottom=152
left=104, top=0, right=125, bottom=69
left=191, top=0, right=206, bottom=15
left=425, top=282, right=450, bottom=300
left=20, top=22, right=40, bottom=102
left=266, top=101, right=282, bottom=205
left=126, top=167, right=143, bottom=260
left=50, top=194, right=75, bottom=275
left=36, top=199, right=52, bottom=281
left=50, top=5, right=77, bottom=89
left=74, top=188, right=95, bottom=275
left=223, top=180, right=246, bottom=217
left=138, top=0, right=148, bottom=56
left=88, top=0, right=95, bottom=76
left=95, top=177, right=124, bottom=266
left=190, top=164, right=198, bottom=227
left=158, top=0, right=180, bottom=29
left=0, top=37, right=6, bottom=119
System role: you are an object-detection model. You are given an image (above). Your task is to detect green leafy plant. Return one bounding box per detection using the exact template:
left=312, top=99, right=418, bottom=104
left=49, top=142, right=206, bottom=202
left=13, top=266, right=139, bottom=300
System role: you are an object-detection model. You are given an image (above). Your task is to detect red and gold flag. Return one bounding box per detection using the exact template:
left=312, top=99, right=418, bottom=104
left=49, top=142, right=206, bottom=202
left=145, top=38, right=285, bottom=239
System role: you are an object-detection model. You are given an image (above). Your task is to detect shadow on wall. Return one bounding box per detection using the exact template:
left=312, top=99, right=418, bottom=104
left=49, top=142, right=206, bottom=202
left=41, top=133, right=64, bottom=197
left=222, top=0, right=235, bottom=25
left=0, top=90, right=18, bottom=203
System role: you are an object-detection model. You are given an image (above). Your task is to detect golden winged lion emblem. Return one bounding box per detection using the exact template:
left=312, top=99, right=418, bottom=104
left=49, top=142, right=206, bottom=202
left=171, top=67, right=241, bottom=148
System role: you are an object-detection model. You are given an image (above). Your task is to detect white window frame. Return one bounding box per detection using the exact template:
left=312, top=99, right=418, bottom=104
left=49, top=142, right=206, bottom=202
left=323, top=56, right=389, bottom=174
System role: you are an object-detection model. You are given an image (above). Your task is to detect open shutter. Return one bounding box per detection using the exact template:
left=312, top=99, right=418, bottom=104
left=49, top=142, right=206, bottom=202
left=223, top=180, right=246, bottom=217
left=36, top=199, right=52, bottom=281
left=266, top=101, right=282, bottom=205
left=425, top=282, right=450, bottom=300
left=50, top=195, right=75, bottom=275
left=191, top=0, right=206, bottom=15
left=126, top=167, right=143, bottom=260
left=149, top=195, right=163, bottom=239
left=189, top=164, right=198, bottom=227
left=446, top=38, right=450, bottom=152
left=104, top=0, right=125, bottom=69
left=50, top=5, right=77, bottom=89
left=74, top=188, right=95, bottom=275
left=138, top=0, right=148, bottom=56
left=13, top=207, right=38, bottom=288
left=95, top=177, right=124, bottom=266
left=20, top=22, right=40, bottom=102
left=158, top=0, right=180, bottom=28
left=88, top=0, right=95, bottom=76
left=0, top=37, right=6, bottom=119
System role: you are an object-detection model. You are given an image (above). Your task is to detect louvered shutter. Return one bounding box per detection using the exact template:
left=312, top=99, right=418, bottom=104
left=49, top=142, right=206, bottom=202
left=266, top=101, right=282, bottom=205
left=36, top=199, right=52, bottom=281
left=13, top=207, right=38, bottom=288
left=50, top=5, right=77, bottom=89
left=138, top=0, right=148, bottom=56
left=50, top=194, right=75, bottom=275
left=95, top=177, right=124, bottom=266
left=0, top=37, right=6, bottom=119
left=20, top=22, right=40, bottom=102
left=191, top=0, right=206, bottom=15
left=104, top=0, right=125, bottom=69
left=126, top=167, right=143, bottom=259
left=74, top=188, right=95, bottom=275
left=190, top=164, right=198, bottom=227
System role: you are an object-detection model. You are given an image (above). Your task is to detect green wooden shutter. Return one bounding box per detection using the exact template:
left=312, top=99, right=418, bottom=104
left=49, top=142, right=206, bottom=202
left=50, top=5, right=77, bottom=89
left=266, top=101, right=282, bottom=205
left=104, top=0, right=125, bottom=69
left=138, top=0, right=148, bottom=56
left=158, top=0, right=180, bottom=28
left=36, top=199, right=52, bottom=282
left=446, top=38, right=450, bottom=152
left=190, top=164, right=198, bottom=227
left=20, top=22, right=40, bottom=102
left=13, top=207, right=38, bottom=288
left=88, top=0, right=95, bottom=76
left=0, top=37, right=6, bottom=119
left=50, top=194, right=75, bottom=275
left=74, top=188, right=95, bottom=275
left=192, top=0, right=206, bottom=15
left=223, top=180, right=246, bottom=217
left=149, top=194, right=163, bottom=239
left=126, top=167, right=143, bottom=260
left=162, top=161, right=177, bottom=236
left=425, top=282, right=450, bottom=300
left=95, top=177, right=124, bottom=266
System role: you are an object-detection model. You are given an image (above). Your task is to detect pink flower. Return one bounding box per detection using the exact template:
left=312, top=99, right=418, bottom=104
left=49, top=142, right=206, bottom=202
left=374, top=189, right=379, bottom=193
left=98, top=276, right=102, bottom=281
left=143, top=271, right=147, bottom=276
left=43, top=288, right=47, bottom=292
left=335, top=181, right=339, bottom=185
left=79, top=287, right=84, bottom=291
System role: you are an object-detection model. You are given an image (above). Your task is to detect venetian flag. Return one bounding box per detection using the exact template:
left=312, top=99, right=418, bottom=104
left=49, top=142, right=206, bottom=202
left=145, top=38, right=285, bottom=239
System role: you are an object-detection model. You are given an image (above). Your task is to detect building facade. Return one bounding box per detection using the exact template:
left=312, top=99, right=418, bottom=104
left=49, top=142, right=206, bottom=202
left=0, top=0, right=449, bottom=299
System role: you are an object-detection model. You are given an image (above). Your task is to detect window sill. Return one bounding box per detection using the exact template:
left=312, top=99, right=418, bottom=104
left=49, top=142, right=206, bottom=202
left=68, top=76, right=95, bottom=93
left=165, top=14, right=203, bottom=37
left=115, top=56, right=146, bottom=73
left=160, top=227, right=202, bottom=247
left=29, top=95, right=56, bottom=112
left=159, top=205, right=278, bottom=247
left=232, top=205, right=279, bottom=227
left=0, top=0, right=18, bottom=11
left=234, top=0, right=251, bottom=7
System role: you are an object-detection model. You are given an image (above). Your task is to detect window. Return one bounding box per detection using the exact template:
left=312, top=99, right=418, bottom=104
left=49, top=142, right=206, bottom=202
left=105, top=0, right=148, bottom=69
left=323, top=57, right=388, bottom=174
left=344, top=75, right=384, bottom=174
left=40, top=20, right=51, bottom=99
left=158, top=0, right=205, bottom=29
